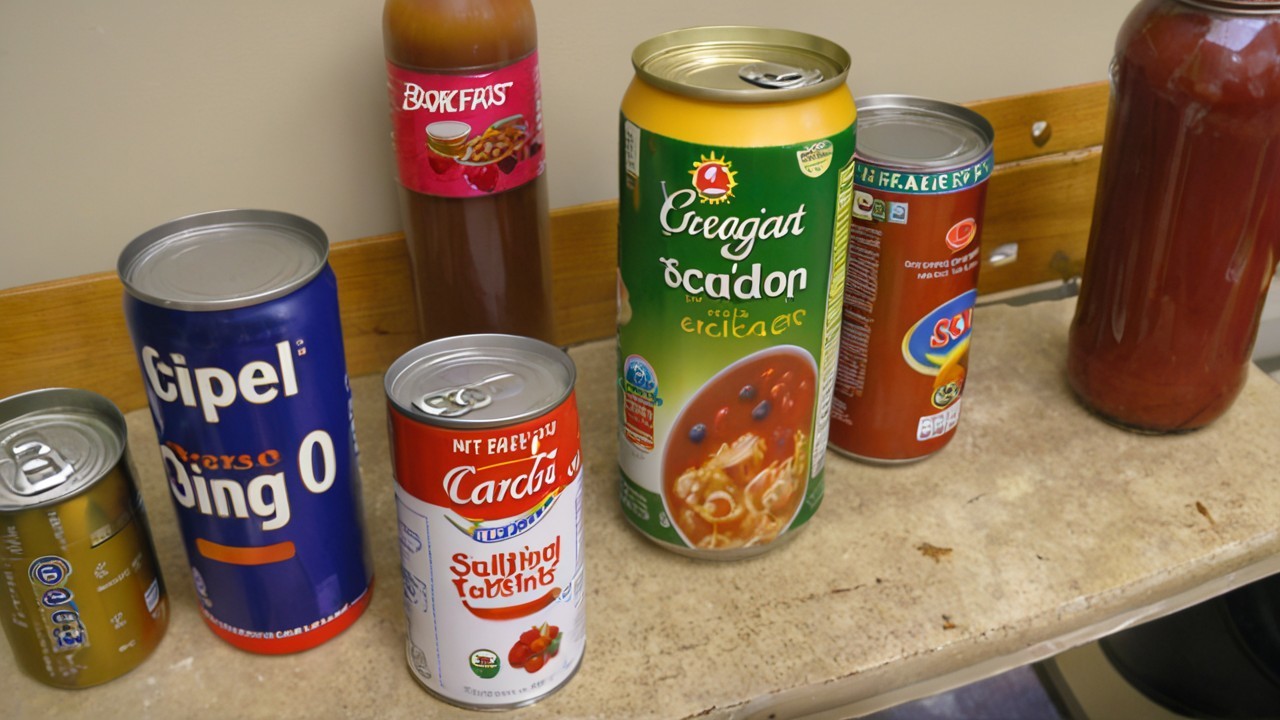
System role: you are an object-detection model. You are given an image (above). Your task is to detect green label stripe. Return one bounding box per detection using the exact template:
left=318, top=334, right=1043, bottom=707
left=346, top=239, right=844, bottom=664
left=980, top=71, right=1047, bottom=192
left=854, top=152, right=994, bottom=194
left=813, top=156, right=857, bottom=470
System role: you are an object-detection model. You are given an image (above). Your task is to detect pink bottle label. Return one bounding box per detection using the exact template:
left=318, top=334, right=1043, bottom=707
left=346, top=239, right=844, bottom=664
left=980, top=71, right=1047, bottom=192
left=387, top=53, right=545, bottom=198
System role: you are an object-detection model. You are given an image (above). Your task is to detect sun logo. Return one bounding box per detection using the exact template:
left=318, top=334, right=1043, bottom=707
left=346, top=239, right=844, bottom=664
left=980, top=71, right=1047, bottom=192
left=689, top=152, right=737, bottom=204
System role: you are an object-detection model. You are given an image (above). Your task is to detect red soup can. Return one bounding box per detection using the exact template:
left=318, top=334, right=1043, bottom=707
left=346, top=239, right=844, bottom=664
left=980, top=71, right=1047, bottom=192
left=829, top=95, right=994, bottom=463
left=385, top=334, right=585, bottom=710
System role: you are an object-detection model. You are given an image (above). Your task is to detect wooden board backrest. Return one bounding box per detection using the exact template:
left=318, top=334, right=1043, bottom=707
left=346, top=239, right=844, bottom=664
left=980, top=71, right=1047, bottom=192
left=0, top=82, right=1108, bottom=414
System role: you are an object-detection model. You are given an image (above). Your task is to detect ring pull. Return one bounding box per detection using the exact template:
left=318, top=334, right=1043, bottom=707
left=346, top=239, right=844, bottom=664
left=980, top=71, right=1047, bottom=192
left=2, top=438, right=76, bottom=496
left=739, top=62, right=823, bottom=90
left=414, top=372, right=515, bottom=417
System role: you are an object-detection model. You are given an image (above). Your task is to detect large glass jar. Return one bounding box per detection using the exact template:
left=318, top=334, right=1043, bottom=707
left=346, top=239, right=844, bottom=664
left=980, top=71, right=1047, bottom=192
left=1068, top=0, right=1280, bottom=432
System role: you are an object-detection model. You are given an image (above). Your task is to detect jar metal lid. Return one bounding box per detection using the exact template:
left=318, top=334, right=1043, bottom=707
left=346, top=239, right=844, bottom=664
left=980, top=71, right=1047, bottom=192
left=1178, top=0, right=1280, bottom=13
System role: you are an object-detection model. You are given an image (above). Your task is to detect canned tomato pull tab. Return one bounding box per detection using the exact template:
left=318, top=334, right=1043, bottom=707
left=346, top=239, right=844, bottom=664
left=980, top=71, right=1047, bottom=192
left=0, top=437, right=75, bottom=496
left=414, top=372, right=516, bottom=417
left=739, top=62, right=822, bottom=90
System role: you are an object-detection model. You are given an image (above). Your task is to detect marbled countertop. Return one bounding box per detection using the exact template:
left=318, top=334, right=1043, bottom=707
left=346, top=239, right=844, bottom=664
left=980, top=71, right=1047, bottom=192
left=7, top=298, right=1280, bottom=719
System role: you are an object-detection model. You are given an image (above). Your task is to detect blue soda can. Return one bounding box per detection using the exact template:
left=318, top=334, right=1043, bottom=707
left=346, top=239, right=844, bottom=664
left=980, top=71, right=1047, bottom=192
left=118, top=209, right=373, bottom=654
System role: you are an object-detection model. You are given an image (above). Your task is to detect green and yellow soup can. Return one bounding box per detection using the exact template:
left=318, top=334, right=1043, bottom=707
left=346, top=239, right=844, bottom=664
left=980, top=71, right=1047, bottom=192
left=617, top=27, right=856, bottom=558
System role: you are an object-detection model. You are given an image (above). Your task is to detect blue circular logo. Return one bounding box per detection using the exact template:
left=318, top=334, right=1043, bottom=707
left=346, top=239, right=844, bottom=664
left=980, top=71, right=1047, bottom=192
left=29, top=556, right=70, bottom=586
left=41, top=588, right=73, bottom=607
left=51, top=609, right=78, bottom=624
left=625, top=356, right=658, bottom=394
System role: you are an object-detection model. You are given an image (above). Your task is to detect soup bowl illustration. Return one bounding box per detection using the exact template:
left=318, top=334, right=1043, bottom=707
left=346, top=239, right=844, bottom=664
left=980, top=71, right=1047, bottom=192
left=660, top=345, right=817, bottom=551
left=425, top=120, right=472, bottom=158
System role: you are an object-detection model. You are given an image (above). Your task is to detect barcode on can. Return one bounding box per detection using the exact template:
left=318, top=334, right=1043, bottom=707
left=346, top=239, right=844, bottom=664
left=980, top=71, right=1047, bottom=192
left=916, top=400, right=962, bottom=441
left=624, top=121, right=641, bottom=178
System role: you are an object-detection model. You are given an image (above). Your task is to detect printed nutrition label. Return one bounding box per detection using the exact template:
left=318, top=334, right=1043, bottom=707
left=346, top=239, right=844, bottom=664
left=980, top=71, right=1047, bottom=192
left=837, top=223, right=883, bottom=398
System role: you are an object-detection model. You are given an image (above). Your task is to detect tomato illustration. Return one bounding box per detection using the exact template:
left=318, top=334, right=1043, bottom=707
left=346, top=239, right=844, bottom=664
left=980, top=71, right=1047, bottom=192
left=464, top=163, right=500, bottom=193
left=507, top=623, right=561, bottom=674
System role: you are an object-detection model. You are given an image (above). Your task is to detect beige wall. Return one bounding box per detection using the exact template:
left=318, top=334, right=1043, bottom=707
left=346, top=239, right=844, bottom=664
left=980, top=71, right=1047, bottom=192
left=0, top=0, right=1130, bottom=290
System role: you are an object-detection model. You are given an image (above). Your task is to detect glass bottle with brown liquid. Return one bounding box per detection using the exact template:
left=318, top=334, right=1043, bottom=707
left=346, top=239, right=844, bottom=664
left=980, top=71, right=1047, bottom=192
left=384, top=0, right=554, bottom=342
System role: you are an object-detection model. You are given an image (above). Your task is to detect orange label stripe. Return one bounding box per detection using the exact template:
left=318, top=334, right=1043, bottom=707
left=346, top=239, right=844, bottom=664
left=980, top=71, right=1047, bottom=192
left=196, top=538, right=296, bottom=565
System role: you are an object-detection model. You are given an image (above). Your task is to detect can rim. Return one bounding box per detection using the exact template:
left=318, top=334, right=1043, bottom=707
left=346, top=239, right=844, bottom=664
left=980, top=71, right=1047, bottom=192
left=0, top=387, right=128, bottom=512
left=631, top=26, right=852, bottom=103
left=385, top=334, right=577, bottom=429
left=853, top=94, right=996, bottom=172
left=117, top=209, right=330, bottom=312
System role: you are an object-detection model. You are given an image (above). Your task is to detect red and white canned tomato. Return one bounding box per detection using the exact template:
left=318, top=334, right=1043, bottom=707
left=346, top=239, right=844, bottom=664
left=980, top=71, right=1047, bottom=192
left=385, top=334, right=585, bottom=710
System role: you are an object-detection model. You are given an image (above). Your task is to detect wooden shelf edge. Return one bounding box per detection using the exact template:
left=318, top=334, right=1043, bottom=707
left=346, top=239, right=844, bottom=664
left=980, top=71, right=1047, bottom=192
left=0, top=82, right=1109, bottom=413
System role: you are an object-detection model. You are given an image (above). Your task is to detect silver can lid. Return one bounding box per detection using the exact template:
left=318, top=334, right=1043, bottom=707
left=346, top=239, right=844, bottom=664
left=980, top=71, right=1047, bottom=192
left=632, top=26, right=851, bottom=103
left=118, top=209, right=329, bottom=311
left=0, top=389, right=126, bottom=511
left=855, top=95, right=995, bottom=172
left=385, top=334, right=576, bottom=429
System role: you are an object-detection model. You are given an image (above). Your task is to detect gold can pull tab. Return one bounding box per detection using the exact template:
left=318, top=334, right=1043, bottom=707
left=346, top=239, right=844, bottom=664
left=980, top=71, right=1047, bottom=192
left=414, top=372, right=516, bottom=418
left=1, top=438, right=76, bottom=496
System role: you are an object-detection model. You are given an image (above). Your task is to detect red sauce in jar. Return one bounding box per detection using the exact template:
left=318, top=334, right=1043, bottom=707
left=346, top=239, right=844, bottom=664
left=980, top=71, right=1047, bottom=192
left=1067, top=0, right=1280, bottom=432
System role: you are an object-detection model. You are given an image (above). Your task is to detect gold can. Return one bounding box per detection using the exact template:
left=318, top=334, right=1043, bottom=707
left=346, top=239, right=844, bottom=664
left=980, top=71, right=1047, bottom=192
left=0, top=388, right=168, bottom=688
